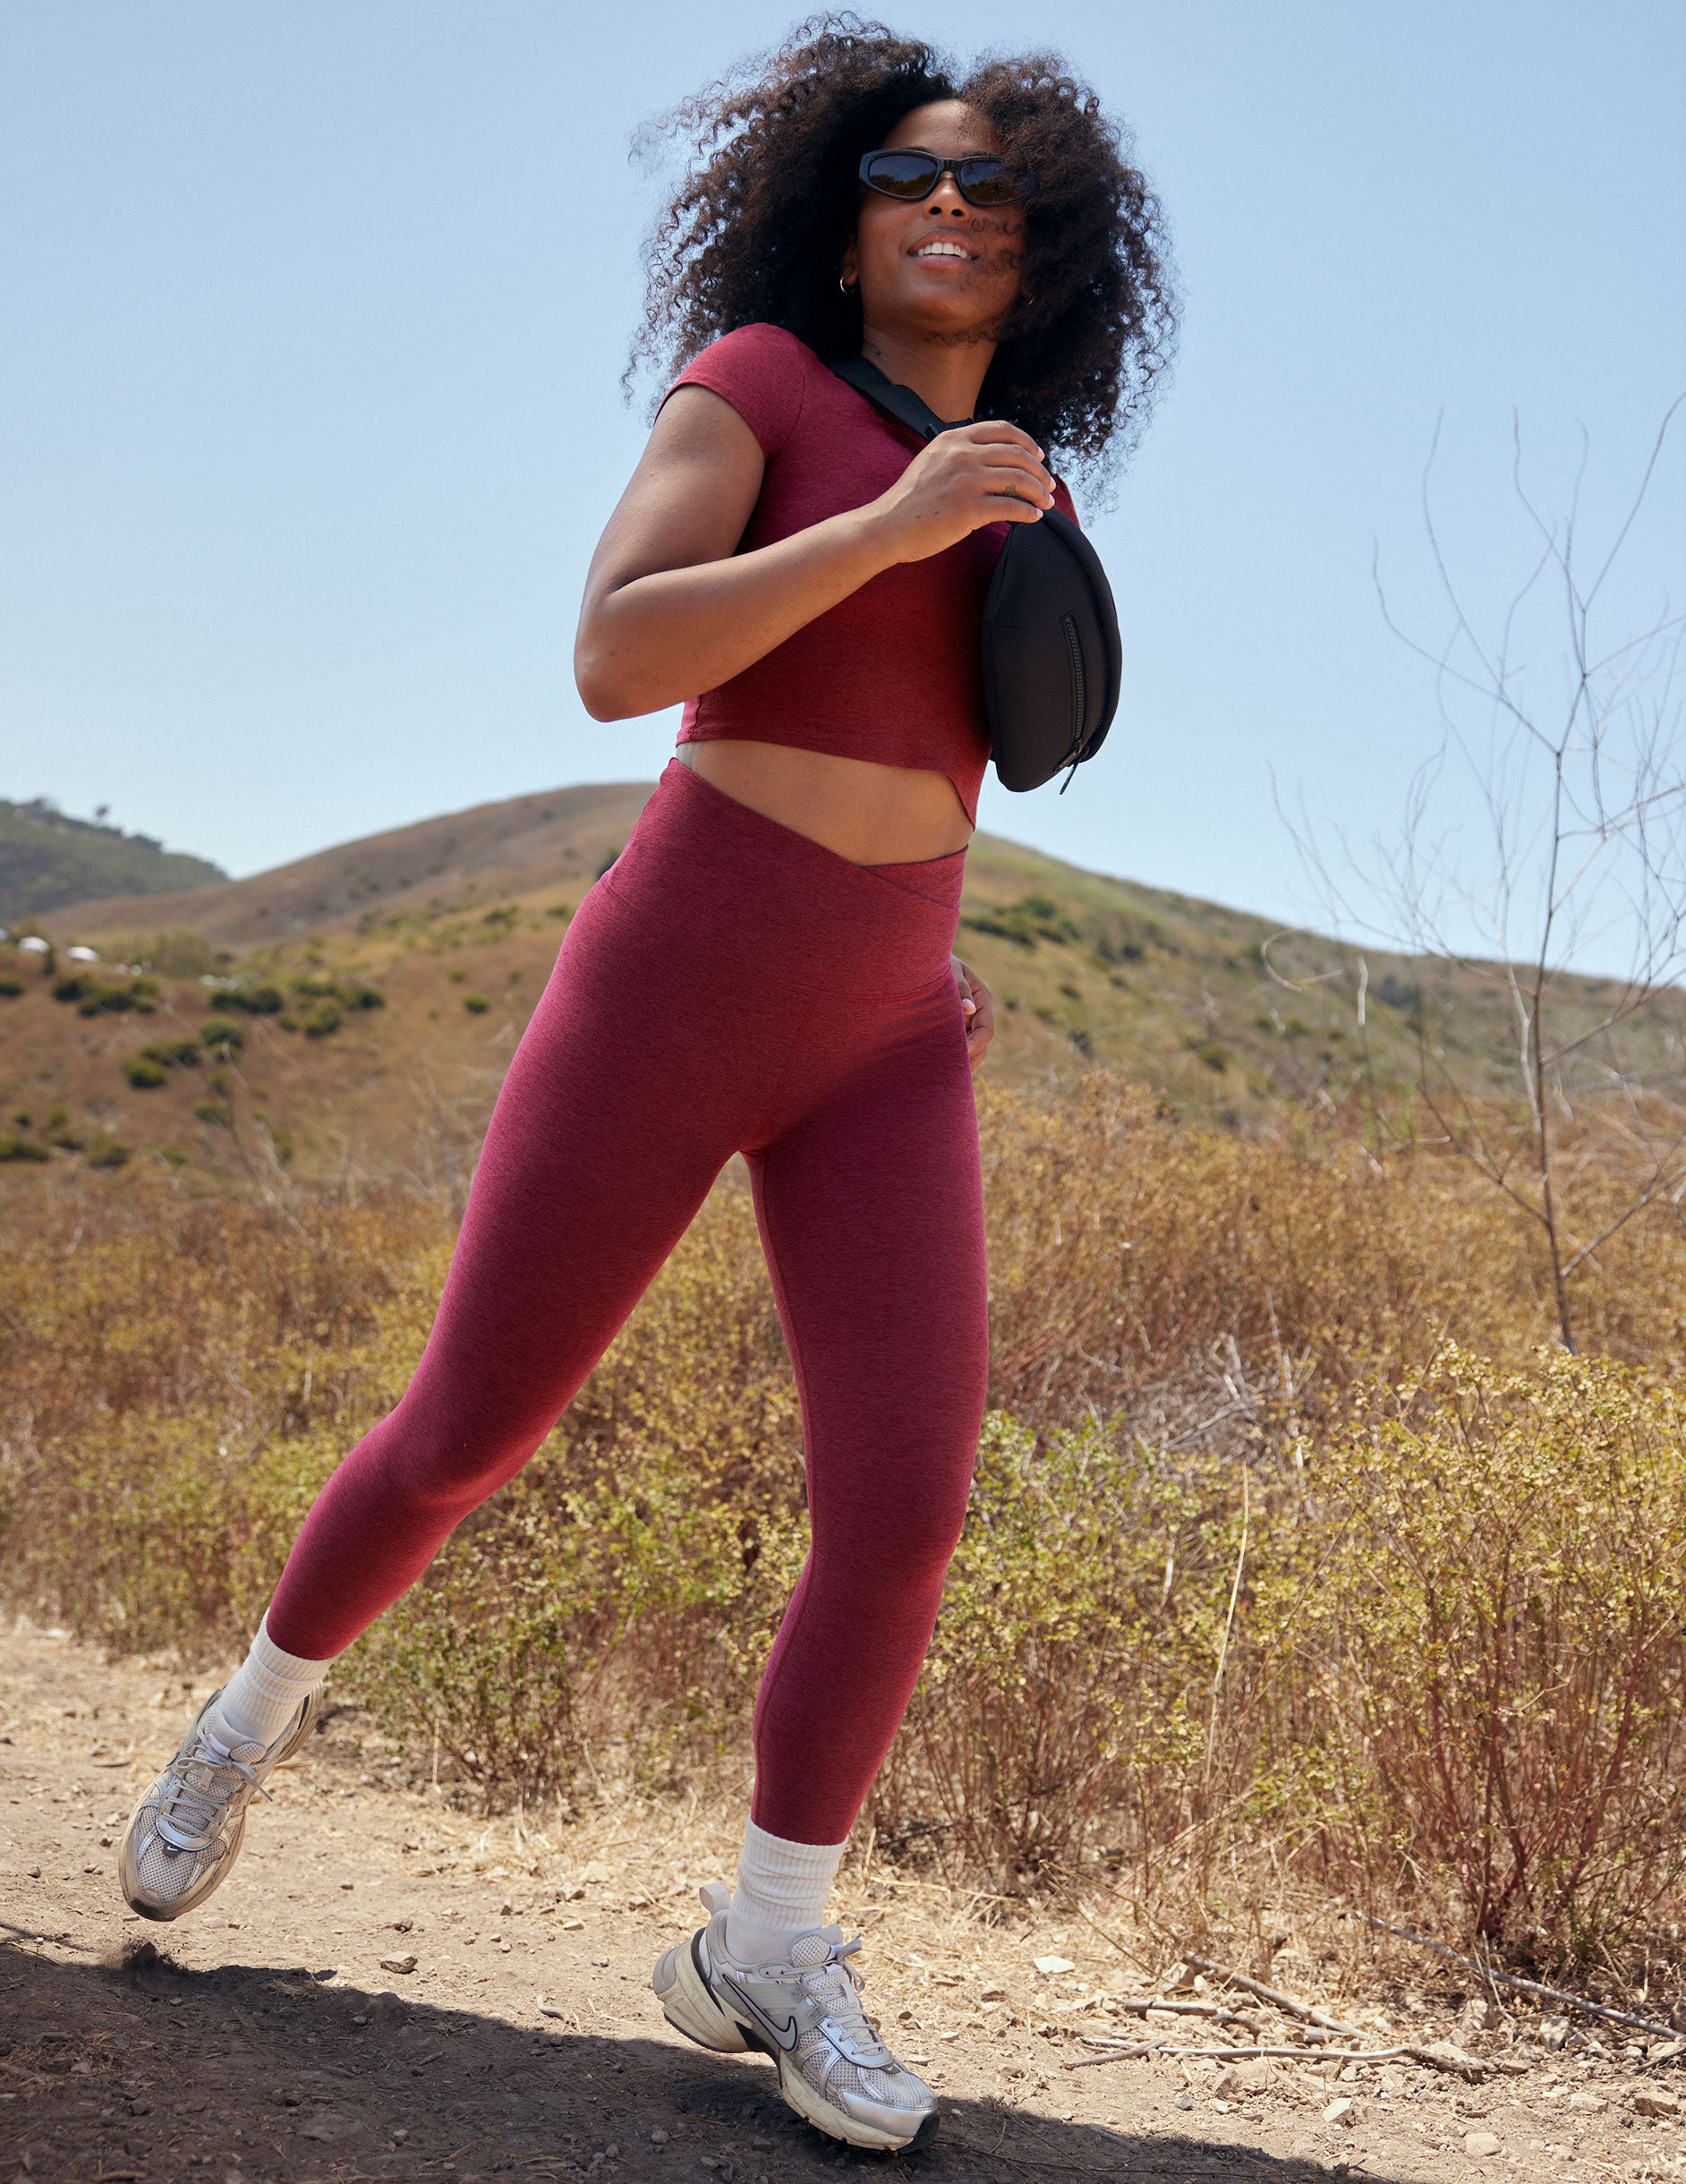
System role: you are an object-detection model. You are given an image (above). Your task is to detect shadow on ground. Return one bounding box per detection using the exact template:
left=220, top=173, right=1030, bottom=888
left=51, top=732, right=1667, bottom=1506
left=0, top=1934, right=1390, bottom=2182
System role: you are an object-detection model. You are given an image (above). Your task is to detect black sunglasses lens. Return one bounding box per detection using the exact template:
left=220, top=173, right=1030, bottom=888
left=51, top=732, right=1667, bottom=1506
left=956, top=158, right=1016, bottom=205
left=865, top=151, right=941, bottom=199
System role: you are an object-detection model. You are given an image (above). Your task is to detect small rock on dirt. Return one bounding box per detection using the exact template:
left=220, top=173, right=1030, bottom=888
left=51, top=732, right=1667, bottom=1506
left=379, top=1952, right=417, bottom=1975
left=1323, top=2096, right=1356, bottom=2127
left=1635, top=2086, right=1682, bottom=2118
left=1423, top=2038, right=1486, bottom=2078
left=1464, top=2129, right=1502, bottom=2156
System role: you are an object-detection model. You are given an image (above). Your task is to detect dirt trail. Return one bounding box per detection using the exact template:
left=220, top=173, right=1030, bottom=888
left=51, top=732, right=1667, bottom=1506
left=3, top=1627, right=1677, bottom=2183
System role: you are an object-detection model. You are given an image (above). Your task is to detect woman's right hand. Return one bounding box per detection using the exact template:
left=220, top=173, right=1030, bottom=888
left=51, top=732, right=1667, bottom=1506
left=576, top=390, right=1055, bottom=721
left=864, top=422, right=1055, bottom=564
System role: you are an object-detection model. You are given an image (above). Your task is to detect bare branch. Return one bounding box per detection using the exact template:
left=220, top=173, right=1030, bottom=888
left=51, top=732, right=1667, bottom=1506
left=1290, top=402, right=1686, bottom=1346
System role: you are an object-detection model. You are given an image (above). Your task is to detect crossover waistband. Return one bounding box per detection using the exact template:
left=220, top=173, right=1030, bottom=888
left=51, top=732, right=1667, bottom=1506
left=602, top=760, right=965, bottom=997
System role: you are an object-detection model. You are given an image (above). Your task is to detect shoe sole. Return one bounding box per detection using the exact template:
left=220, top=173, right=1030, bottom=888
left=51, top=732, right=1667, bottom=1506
left=773, top=2059, right=941, bottom=2154
left=653, top=1927, right=939, bottom=2153
left=652, top=1930, right=751, bottom=2054
left=118, top=1687, right=320, bottom=1924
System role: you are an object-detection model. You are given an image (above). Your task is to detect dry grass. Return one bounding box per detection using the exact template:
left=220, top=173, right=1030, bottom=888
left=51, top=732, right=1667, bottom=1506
left=5, top=1074, right=1686, bottom=1991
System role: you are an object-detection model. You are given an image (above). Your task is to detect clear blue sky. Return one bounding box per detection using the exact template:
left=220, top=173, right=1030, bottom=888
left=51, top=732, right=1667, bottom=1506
left=3, top=2, right=1682, bottom=937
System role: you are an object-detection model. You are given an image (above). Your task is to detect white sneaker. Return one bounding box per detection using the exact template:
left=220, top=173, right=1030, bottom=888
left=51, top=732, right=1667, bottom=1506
left=652, top=1882, right=940, bottom=2152
left=119, top=1686, right=319, bottom=1922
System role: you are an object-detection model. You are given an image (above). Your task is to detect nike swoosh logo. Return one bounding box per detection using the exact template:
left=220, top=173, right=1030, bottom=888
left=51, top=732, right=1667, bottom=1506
left=719, top=1975, right=800, bottom=2053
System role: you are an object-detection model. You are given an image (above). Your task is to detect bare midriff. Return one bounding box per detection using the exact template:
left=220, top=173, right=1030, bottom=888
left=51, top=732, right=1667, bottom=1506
left=676, top=739, right=974, bottom=866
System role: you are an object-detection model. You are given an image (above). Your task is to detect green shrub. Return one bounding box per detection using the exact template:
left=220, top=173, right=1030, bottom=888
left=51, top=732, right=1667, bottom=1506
left=880, top=1416, right=1234, bottom=1883
left=1273, top=1347, right=1686, bottom=1956
left=211, top=983, right=284, bottom=1014
left=301, top=1001, right=341, bottom=1038
left=83, top=1136, right=131, bottom=1168
left=463, top=994, right=490, bottom=1014
left=54, top=974, right=160, bottom=1017
left=344, top=1458, right=803, bottom=1803
left=192, top=1099, right=233, bottom=1129
left=200, top=1017, right=245, bottom=1057
left=44, top=1109, right=85, bottom=1152
left=126, top=1037, right=200, bottom=1088
left=959, top=895, right=1081, bottom=950
left=0, top=1135, right=48, bottom=1163
left=0, top=1411, right=337, bottom=1651
left=292, top=975, right=384, bottom=1011
left=125, top=931, right=218, bottom=979
left=0, top=976, right=22, bottom=998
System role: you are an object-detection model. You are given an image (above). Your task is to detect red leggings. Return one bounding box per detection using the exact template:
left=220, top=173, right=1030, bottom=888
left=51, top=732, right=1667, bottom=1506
left=267, top=761, right=989, bottom=1844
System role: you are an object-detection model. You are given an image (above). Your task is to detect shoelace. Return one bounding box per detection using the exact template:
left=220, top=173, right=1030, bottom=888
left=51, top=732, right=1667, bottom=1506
left=796, top=1939, right=892, bottom=2062
left=154, top=1740, right=270, bottom=1853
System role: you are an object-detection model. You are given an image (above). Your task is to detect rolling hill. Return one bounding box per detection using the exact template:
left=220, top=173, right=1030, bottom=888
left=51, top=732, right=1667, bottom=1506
left=0, top=799, right=226, bottom=926
left=3, top=781, right=1679, bottom=1189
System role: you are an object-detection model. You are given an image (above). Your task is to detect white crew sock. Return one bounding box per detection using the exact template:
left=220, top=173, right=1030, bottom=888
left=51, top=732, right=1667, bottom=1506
left=208, top=1614, right=334, bottom=1752
left=724, top=1817, right=848, bottom=1965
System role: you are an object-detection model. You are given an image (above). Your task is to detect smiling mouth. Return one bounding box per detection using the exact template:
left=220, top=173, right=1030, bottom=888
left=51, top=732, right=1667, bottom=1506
left=912, top=239, right=976, bottom=262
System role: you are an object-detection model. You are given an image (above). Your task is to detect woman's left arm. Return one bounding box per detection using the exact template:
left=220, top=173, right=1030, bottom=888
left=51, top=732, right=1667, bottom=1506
left=952, top=956, right=995, bottom=1071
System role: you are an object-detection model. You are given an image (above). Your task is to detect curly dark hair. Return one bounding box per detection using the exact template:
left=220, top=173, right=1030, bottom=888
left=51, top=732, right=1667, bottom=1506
left=632, top=15, right=1177, bottom=491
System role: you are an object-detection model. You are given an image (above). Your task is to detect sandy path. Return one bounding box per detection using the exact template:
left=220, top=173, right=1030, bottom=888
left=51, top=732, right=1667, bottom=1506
left=3, top=1627, right=1677, bottom=2183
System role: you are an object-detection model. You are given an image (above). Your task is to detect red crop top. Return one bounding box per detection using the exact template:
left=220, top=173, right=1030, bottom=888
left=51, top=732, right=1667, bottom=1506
left=663, top=322, right=1078, bottom=826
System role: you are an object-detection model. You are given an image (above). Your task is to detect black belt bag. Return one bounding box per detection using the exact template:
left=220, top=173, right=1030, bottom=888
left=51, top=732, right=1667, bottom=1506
left=831, top=356, right=1122, bottom=793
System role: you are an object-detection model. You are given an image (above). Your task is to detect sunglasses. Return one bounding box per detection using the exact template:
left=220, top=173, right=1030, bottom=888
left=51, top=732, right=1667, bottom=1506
left=857, top=149, right=1035, bottom=209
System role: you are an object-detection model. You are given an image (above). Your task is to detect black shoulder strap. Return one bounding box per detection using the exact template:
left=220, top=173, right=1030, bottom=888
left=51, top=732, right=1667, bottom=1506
left=830, top=356, right=968, bottom=441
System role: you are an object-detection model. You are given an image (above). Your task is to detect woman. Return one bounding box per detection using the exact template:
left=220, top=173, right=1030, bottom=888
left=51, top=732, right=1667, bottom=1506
left=119, top=19, right=1172, bottom=2154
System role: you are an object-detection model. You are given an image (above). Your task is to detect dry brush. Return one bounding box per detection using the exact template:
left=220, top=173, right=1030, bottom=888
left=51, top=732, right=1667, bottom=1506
left=4, top=1075, right=1686, bottom=1973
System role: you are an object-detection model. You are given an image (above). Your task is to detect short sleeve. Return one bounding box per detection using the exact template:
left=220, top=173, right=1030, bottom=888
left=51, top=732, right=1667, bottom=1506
left=1052, top=476, right=1079, bottom=525
left=662, top=324, right=810, bottom=461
